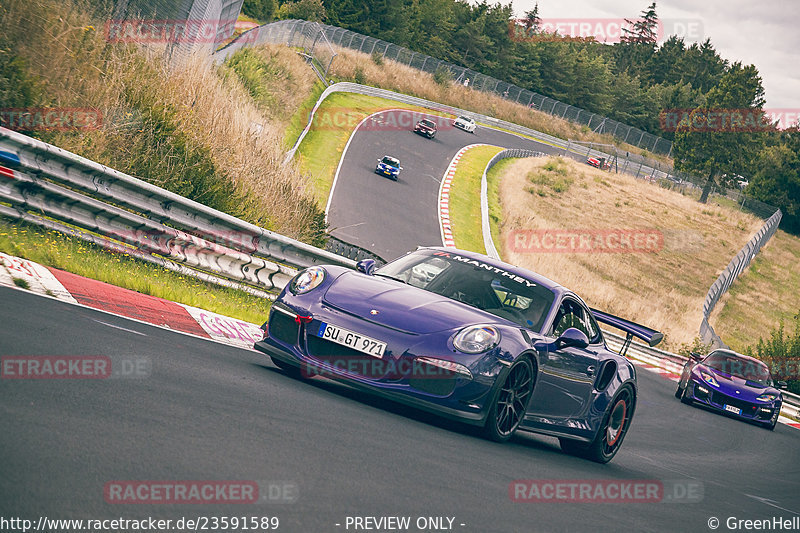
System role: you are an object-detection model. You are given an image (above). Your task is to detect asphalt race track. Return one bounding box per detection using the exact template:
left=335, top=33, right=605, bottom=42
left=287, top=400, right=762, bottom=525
left=325, top=110, right=562, bottom=261
left=1, top=286, right=799, bottom=532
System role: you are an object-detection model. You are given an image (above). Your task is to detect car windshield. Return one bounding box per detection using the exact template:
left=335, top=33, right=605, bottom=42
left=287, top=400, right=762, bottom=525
left=702, top=352, right=773, bottom=386
left=381, top=157, right=399, bottom=167
left=375, top=250, right=555, bottom=332
left=420, top=119, right=435, bottom=128
left=457, top=116, right=472, bottom=123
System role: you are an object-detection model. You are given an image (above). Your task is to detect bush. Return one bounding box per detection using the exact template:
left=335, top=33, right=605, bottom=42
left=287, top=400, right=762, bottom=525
left=276, top=0, right=326, bottom=22
left=677, top=337, right=712, bottom=359
left=371, top=50, right=384, bottom=66
left=0, top=54, right=42, bottom=113
left=745, top=312, right=800, bottom=394
left=241, top=0, right=276, bottom=23
left=433, top=66, right=452, bottom=87
left=353, top=65, right=367, bottom=85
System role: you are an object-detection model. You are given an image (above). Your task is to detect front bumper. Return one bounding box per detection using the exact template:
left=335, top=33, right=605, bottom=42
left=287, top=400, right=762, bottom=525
left=254, top=301, right=513, bottom=425
left=686, top=381, right=780, bottom=423
left=375, top=167, right=399, bottom=178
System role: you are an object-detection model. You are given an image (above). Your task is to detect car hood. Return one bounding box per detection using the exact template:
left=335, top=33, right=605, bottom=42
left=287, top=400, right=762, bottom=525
left=697, top=366, right=779, bottom=401
left=322, top=271, right=498, bottom=334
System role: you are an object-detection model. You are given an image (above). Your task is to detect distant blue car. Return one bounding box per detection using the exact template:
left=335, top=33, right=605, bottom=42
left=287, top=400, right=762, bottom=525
left=255, top=248, right=664, bottom=463
left=676, top=349, right=786, bottom=430
left=375, top=155, right=402, bottom=180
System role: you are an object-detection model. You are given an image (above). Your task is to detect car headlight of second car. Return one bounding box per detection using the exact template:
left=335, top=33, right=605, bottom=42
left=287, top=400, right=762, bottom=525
left=699, top=370, right=719, bottom=387
left=453, top=325, right=500, bottom=354
left=755, top=393, right=778, bottom=402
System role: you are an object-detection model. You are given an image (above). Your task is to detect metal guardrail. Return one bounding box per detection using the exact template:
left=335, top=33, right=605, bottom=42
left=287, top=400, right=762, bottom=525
left=0, top=127, right=355, bottom=295
left=480, top=149, right=546, bottom=260
left=700, top=208, right=782, bottom=347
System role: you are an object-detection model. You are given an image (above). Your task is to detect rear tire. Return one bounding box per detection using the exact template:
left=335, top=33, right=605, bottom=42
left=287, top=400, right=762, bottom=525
left=560, top=384, right=635, bottom=464
left=483, top=358, right=535, bottom=442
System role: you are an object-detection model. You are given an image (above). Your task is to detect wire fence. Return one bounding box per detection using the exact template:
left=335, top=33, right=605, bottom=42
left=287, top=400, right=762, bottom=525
left=111, top=0, right=244, bottom=63
left=241, top=19, right=675, bottom=156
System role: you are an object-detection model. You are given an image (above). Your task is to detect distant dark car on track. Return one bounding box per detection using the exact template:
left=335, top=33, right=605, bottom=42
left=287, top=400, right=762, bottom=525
left=414, top=118, right=437, bottom=139
left=675, top=349, right=786, bottom=430
left=375, top=155, right=402, bottom=180
left=255, top=247, right=664, bottom=463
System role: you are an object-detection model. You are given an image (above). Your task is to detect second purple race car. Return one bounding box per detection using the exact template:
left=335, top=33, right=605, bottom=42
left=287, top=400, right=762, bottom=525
left=675, top=349, right=786, bottom=430
left=255, top=248, right=664, bottom=463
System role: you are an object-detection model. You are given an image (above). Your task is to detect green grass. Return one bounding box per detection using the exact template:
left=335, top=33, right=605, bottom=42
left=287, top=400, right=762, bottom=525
left=525, top=157, right=575, bottom=197
left=284, top=81, right=327, bottom=149
left=486, top=157, right=515, bottom=256
left=0, top=219, right=271, bottom=325
left=292, top=92, right=455, bottom=206
left=448, top=145, right=504, bottom=253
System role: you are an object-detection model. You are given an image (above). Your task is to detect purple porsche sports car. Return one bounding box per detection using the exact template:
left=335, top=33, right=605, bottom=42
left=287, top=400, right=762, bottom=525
left=675, top=349, right=786, bottom=430
left=255, top=248, right=664, bottom=463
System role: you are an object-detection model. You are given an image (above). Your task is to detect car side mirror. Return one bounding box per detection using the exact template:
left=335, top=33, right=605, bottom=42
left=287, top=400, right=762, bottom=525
left=556, top=328, right=589, bottom=349
left=356, top=259, right=376, bottom=275
left=776, top=380, right=788, bottom=390
left=689, top=352, right=704, bottom=362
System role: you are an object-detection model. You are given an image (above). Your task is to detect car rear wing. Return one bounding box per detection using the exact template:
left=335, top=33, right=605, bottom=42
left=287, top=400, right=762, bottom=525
left=591, top=308, right=664, bottom=357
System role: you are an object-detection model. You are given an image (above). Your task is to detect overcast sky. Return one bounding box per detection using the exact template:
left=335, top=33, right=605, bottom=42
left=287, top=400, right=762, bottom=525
left=507, top=0, right=799, bottom=113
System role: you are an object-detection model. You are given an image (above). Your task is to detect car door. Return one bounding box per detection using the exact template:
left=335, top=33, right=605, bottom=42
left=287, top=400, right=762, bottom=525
left=527, top=296, right=601, bottom=418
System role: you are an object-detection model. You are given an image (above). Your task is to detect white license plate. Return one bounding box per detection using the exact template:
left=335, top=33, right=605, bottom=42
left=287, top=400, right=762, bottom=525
left=317, top=322, right=386, bottom=358
left=724, top=404, right=741, bottom=415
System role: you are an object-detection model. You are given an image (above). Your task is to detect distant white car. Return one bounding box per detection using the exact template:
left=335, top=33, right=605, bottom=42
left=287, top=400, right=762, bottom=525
left=453, top=115, right=477, bottom=133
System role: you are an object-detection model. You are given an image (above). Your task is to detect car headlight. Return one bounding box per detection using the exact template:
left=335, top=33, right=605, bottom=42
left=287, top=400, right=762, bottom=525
left=453, top=325, right=500, bottom=354
left=699, top=370, right=719, bottom=387
left=756, top=393, right=778, bottom=402
left=290, top=267, right=326, bottom=294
